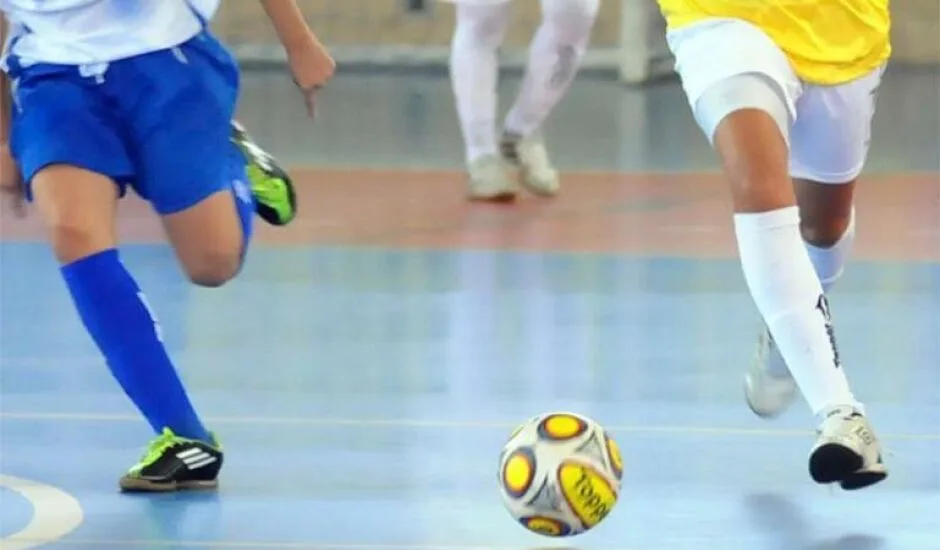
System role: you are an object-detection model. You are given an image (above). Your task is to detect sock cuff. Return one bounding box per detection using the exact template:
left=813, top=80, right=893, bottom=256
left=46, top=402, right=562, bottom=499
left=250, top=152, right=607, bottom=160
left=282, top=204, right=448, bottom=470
left=733, top=206, right=800, bottom=232
left=61, top=248, right=119, bottom=274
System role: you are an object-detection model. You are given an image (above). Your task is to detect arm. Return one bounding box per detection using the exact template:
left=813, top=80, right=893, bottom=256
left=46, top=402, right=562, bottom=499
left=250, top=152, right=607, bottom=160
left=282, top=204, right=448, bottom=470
left=258, top=0, right=324, bottom=53
left=1, top=15, right=10, bottom=145
left=257, top=1, right=335, bottom=116
left=0, top=13, right=24, bottom=215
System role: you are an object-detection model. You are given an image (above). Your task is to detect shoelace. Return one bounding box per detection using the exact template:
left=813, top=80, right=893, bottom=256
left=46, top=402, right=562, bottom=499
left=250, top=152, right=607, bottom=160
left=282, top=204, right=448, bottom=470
left=139, top=428, right=179, bottom=465
left=517, top=139, right=552, bottom=173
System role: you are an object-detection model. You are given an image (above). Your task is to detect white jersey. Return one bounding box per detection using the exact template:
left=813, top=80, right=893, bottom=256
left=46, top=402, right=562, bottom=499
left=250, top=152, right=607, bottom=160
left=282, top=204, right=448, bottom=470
left=0, top=0, right=204, bottom=66
left=187, top=0, right=220, bottom=19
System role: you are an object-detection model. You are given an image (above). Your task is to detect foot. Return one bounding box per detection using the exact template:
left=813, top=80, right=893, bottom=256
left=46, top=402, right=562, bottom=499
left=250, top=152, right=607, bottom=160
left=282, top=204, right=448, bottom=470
left=119, top=428, right=223, bottom=493
left=744, top=327, right=798, bottom=418
left=500, top=131, right=560, bottom=197
left=809, top=406, right=888, bottom=490
left=230, top=120, right=297, bottom=226
left=466, top=154, right=518, bottom=202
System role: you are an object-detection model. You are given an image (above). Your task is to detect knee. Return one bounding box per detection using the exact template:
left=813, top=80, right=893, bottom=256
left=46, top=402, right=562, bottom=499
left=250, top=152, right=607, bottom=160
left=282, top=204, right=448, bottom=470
left=48, top=222, right=115, bottom=265
left=181, top=249, right=242, bottom=288
left=794, top=181, right=856, bottom=248
left=454, top=4, right=511, bottom=49
left=30, top=165, right=119, bottom=265
left=541, top=0, right=600, bottom=35
left=702, top=75, right=794, bottom=211
left=800, top=211, right=853, bottom=248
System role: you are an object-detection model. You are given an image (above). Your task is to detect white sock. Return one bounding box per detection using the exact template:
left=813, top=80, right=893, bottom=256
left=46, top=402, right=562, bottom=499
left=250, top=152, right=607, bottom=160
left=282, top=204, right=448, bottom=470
left=503, top=0, right=599, bottom=137
left=766, top=209, right=857, bottom=377
left=735, top=207, right=859, bottom=415
left=449, top=2, right=512, bottom=164
left=805, top=208, right=856, bottom=293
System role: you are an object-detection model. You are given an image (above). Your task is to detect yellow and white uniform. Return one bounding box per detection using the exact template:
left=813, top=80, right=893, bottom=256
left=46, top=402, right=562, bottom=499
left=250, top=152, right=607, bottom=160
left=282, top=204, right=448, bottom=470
left=661, top=0, right=892, bottom=183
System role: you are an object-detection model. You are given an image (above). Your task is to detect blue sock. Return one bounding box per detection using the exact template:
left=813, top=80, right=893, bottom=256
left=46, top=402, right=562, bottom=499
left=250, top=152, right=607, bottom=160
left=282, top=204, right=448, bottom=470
left=231, top=148, right=255, bottom=259
left=61, top=249, right=211, bottom=443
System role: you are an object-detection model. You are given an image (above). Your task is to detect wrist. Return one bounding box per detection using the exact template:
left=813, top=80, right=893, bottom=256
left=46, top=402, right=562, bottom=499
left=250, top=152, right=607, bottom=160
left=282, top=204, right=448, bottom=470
left=283, top=32, right=321, bottom=55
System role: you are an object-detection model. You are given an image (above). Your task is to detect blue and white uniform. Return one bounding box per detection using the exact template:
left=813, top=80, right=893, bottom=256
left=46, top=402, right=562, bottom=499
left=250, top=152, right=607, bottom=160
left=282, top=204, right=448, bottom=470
left=187, top=0, right=221, bottom=20
left=1, top=0, right=244, bottom=214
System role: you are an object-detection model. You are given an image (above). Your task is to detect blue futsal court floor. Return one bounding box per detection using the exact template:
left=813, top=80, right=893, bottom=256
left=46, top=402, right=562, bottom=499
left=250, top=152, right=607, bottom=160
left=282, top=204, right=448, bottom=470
left=1, top=69, right=939, bottom=549
left=1, top=242, right=938, bottom=549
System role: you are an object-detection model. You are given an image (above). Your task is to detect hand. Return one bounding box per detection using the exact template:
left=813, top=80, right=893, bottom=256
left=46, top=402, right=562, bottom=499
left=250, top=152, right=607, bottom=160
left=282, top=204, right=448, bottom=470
left=286, top=38, right=335, bottom=119
left=0, top=143, right=25, bottom=218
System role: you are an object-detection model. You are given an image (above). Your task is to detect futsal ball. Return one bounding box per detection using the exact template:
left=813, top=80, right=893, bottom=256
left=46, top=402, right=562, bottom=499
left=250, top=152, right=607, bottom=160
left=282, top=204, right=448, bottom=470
left=497, top=412, right=623, bottom=537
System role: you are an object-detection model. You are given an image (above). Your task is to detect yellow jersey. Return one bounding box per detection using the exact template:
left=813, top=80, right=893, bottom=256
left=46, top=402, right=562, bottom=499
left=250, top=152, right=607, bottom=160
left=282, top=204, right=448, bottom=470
left=658, top=0, right=892, bottom=85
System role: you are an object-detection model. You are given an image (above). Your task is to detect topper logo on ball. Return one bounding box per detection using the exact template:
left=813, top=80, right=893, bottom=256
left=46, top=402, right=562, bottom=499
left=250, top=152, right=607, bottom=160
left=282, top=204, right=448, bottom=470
left=558, top=462, right=617, bottom=527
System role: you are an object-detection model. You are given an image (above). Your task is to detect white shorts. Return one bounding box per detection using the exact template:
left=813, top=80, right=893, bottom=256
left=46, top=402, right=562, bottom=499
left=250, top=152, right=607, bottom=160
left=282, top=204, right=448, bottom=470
left=667, top=18, right=886, bottom=183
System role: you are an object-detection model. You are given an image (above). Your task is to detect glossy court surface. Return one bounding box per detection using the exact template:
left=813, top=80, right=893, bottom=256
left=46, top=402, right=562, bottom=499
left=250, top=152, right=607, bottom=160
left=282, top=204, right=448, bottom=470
left=1, top=69, right=938, bottom=550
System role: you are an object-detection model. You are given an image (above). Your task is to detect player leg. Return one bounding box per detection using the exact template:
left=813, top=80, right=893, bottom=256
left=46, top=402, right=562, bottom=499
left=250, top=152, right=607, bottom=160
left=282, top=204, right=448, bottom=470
left=777, top=67, right=887, bottom=489
left=8, top=64, right=219, bottom=492
left=501, top=0, right=599, bottom=197
left=745, top=121, right=863, bottom=418
left=745, top=68, right=884, bottom=423
left=121, top=34, right=255, bottom=290
left=100, top=33, right=262, bottom=490
left=448, top=0, right=517, bottom=201
left=668, top=19, right=886, bottom=489
left=789, top=69, right=884, bottom=295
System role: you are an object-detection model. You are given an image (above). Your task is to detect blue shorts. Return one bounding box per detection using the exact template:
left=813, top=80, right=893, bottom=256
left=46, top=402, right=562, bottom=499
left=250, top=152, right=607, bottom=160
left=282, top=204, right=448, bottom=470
left=7, top=30, right=245, bottom=215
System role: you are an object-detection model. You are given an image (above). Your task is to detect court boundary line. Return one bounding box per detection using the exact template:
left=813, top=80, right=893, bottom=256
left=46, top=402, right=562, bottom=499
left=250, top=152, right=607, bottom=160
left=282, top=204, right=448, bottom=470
left=0, top=474, right=84, bottom=550
left=286, top=166, right=940, bottom=179
left=1, top=411, right=937, bottom=441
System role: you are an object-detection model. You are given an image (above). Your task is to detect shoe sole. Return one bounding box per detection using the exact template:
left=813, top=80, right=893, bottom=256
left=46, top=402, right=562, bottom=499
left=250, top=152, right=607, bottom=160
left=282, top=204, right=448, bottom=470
left=119, top=478, right=219, bottom=493
left=467, top=191, right=517, bottom=203
left=840, top=469, right=888, bottom=491
left=809, top=443, right=888, bottom=490
left=809, top=443, right=888, bottom=491
left=810, top=443, right=863, bottom=484
left=517, top=177, right=559, bottom=198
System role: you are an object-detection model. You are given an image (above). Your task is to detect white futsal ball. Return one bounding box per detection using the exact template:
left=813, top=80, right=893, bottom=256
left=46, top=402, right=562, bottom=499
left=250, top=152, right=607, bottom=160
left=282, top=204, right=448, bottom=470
left=497, top=412, right=623, bottom=537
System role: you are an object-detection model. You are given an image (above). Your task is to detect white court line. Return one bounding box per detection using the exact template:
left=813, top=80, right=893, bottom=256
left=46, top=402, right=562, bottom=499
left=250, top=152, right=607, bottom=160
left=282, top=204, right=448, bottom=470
left=1, top=411, right=938, bottom=441
left=0, top=475, right=84, bottom=550
left=0, top=538, right=646, bottom=550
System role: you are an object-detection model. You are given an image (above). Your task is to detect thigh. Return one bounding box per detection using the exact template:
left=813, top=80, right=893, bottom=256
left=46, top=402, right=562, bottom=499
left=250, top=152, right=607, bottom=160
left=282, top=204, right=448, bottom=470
left=789, top=66, right=885, bottom=184
left=30, top=165, right=119, bottom=264
left=110, top=31, right=244, bottom=216
left=667, top=18, right=803, bottom=142
left=104, top=32, right=248, bottom=283
left=9, top=64, right=134, bottom=200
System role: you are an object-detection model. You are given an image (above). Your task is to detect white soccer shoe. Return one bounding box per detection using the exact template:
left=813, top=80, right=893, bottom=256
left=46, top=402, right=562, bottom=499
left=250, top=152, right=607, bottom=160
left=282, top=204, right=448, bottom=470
left=500, top=132, right=560, bottom=197
left=809, top=406, right=888, bottom=490
left=466, top=154, right=518, bottom=202
left=744, top=327, right=799, bottom=418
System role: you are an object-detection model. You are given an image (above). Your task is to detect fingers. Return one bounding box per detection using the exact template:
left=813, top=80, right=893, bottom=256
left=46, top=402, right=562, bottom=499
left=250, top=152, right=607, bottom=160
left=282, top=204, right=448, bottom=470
left=296, top=81, right=323, bottom=119
left=0, top=152, right=26, bottom=217
left=304, top=89, right=317, bottom=119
